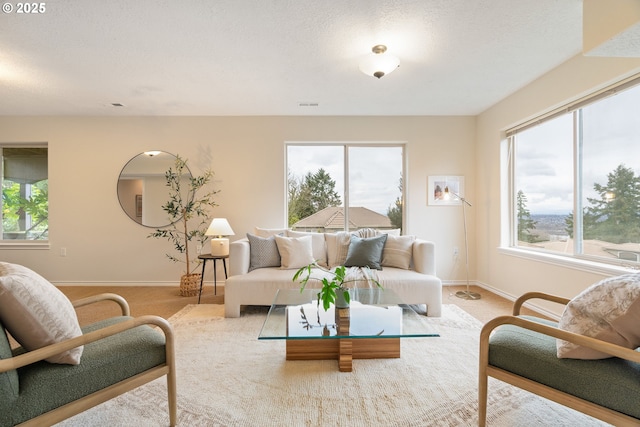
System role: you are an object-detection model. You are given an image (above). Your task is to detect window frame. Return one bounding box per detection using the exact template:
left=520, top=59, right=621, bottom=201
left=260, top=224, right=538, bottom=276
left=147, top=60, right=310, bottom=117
left=503, top=75, right=640, bottom=274
left=0, top=143, right=50, bottom=249
left=285, top=141, right=407, bottom=233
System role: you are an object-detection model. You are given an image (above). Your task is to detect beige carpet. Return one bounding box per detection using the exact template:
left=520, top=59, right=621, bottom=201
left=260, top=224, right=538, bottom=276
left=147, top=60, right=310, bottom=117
left=57, top=304, right=608, bottom=427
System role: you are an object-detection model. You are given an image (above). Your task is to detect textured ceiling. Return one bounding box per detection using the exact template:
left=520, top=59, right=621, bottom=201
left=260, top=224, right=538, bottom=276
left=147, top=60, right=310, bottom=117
left=0, top=0, right=585, bottom=116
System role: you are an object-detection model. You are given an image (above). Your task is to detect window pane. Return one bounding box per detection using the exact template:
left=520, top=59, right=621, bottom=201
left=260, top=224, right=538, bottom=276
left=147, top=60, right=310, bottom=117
left=348, top=146, right=403, bottom=233
left=580, top=85, right=640, bottom=263
left=287, top=145, right=344, bottom=231
left=1, top=147, right=48, bottom=240
left=513, top=114, right=573, bottom=253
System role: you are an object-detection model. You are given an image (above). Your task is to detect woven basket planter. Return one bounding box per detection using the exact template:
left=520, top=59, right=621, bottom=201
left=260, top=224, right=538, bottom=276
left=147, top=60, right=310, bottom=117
left=179, top=273, right=202, bottom=297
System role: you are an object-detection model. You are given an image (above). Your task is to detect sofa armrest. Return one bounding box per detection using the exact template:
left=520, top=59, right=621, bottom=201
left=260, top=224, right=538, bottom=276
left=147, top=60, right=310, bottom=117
left=412, top=239, right=436, bottom=276
left=229, top=238, right=250, bottom=277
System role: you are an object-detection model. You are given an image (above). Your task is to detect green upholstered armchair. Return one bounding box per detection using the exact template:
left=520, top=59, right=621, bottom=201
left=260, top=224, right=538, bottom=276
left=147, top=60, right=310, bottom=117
left=0, top=293, right=177, bottom=427
left=478, top=292, right=640, bottom=427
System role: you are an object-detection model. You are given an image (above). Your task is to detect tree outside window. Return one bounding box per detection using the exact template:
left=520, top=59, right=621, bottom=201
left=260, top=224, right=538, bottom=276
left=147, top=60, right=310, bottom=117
left=1, top=147, right=48, bottom=241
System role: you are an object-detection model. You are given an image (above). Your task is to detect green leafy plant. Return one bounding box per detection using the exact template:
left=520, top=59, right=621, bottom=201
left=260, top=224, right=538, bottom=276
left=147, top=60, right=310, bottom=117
left=293, top=263, right=381, bottom=311
left=148, top=155, right=218, bottom=275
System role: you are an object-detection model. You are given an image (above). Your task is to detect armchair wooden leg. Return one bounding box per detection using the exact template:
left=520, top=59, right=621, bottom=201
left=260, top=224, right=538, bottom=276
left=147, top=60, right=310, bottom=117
left=478, top=367, right=488, bottom=427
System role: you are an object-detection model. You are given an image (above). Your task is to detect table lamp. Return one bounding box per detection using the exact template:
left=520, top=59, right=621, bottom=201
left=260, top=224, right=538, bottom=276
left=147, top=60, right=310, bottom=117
left=205, top=218, right=235, bottom=256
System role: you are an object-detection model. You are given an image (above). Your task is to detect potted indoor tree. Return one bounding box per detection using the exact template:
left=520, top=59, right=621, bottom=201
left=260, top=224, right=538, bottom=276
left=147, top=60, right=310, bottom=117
left=149, top=155, right=218, bottom=296
left=293, top=263, right=381, bottom=311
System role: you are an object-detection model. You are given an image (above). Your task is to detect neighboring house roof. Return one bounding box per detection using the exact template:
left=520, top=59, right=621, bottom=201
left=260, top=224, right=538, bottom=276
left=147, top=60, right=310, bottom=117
left=292, top=207, right=392, bottom=230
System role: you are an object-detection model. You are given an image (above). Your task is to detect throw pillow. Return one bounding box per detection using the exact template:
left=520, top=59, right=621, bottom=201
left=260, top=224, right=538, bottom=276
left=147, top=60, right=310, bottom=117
left=355, top=228, right=401, bottom=237
left=325, top=232, right=351, bottom=267
left=556, top=273, right=640, bottom=359
left=344, top=234, right=388, bottom=270
left=254, top=227, right=290, bottom=238
left=246, top=233, right=281, bottom=271
left=287, top=230, right=327, bottom=267
left=274, top=235, right=315, bottom=269
left=381, top=235, right=416, bottom=269
left=0, top=262, right=84, bottom=365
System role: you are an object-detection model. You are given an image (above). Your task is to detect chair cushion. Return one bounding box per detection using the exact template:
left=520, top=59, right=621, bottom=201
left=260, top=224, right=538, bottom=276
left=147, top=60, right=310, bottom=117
left=7, top=316, right=166, bottom=426
left=489, top=316, right=640, bottom=419
left=0, top=320, right=20, bottom=421
left=557, top=272, right=640, bottom=359
left=0, top=262, right=83, bottom=364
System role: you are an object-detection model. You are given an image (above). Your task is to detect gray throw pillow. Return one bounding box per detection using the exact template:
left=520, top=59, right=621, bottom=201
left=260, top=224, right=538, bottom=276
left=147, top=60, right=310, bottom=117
left=344, top=234, right=387, bottom=270
left=247, top=233, right=281, bottom=271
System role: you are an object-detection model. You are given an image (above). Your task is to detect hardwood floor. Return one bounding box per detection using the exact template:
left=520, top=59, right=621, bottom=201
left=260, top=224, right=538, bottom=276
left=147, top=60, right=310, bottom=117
left=58, top=284, right=547, bottom=325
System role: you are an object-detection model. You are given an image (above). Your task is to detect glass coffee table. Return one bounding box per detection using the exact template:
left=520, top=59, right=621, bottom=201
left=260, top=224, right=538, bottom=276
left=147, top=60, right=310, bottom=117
left=259, top=288, right=439, bottom=372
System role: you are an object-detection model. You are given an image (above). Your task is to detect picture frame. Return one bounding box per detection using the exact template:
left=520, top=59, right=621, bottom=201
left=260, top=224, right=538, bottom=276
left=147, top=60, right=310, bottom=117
left=428, top=176, right=464, bottom=205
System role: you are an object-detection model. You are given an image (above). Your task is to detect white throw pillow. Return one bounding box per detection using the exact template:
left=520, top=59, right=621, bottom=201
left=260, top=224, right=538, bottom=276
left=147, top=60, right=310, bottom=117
left=325, top=232, right=351, bottom=267
left=287, top=230, right=327, bottom=267
left=274, top=235, right=315, bottom=269
left=0, top=262, right=84, bottom=365
left=557, top=273, right=640, bottom=359
left=381, top=235, right=416, bottom=269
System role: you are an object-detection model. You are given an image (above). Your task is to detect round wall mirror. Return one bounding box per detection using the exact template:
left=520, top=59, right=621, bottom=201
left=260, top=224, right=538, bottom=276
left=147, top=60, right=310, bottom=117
left=117, top=151, right=191, bottom=228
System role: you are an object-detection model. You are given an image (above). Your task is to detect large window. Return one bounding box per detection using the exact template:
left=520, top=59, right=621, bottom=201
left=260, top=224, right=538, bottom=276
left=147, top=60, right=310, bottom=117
left=1, top=146, right=48, bottom=241
left=287, top=144, right=404, bottom=233
left=509, top=78, right=640, bottom=267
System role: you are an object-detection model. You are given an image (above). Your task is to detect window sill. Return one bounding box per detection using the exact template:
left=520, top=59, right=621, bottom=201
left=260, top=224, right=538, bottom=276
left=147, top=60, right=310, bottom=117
left=497, top=247, right=637, bottom=276
left=0, top=241, right=50, bottom=250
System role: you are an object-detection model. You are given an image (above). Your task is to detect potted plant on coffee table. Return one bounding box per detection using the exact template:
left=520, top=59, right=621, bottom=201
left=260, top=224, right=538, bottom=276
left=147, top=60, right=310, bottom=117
left=149, top=155, right=219, bottom=296
left=293, top=263, right=381, bottom=311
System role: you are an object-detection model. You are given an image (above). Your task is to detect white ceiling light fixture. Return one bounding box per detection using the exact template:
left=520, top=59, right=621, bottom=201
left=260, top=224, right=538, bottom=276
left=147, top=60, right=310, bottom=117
left=359, top=45, right=400, bottom=79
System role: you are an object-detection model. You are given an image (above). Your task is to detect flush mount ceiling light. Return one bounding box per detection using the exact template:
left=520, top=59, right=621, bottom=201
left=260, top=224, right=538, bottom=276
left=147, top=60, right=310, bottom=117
left=358, top=45, right=400, bottom=79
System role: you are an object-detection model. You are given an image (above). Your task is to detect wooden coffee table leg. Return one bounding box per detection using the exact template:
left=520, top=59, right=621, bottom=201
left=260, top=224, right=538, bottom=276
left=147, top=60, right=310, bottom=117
left=338, top=338, right=353, bottom=372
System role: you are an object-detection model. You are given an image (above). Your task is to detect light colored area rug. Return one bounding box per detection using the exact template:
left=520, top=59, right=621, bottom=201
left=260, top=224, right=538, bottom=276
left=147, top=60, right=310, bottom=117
left=57, top=304, right=609, bottom=427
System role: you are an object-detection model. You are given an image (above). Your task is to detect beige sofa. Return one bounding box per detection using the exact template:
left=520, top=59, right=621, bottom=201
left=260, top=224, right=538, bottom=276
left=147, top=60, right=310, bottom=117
left=224, top=229, right=442, bottom=318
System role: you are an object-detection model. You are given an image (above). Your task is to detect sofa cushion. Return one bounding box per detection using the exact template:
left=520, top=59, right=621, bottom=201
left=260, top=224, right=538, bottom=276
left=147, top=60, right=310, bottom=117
left=325, top=232, right=351, bottom=267
left=0, top=262, right=83, bottom=365
left=247, top=233, right=281, bottom=271
left=254, top=227, right=290, bottom=238
left=557, top=273, right=640, bottom=359
left=287, top=230, right=327, bottom=267
left=382, top=235, right=415, bottom=269
left=274, top=235, right=315, bottom=269
left=345, top=234, right=387, bottom=270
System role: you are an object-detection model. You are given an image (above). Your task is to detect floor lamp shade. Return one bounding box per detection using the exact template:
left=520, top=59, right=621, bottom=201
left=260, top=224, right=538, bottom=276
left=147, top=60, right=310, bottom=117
left=205, top=218, right=235, bottom=256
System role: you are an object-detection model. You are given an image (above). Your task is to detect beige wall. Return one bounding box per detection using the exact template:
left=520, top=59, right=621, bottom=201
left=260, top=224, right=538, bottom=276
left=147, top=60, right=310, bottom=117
left=0, top=116, right=475, bottom=286
left=476, top=54, right=640, bottom=315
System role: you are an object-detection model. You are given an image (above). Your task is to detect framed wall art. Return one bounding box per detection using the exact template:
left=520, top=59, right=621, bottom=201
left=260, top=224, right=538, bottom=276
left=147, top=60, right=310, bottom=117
left=427, top=176, right=464, bottom=205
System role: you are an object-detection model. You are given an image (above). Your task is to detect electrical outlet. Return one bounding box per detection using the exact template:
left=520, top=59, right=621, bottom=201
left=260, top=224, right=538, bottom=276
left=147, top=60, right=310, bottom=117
left=60, top=247, right=67, bottom=257
left=453, top=247, right=459, bottom=257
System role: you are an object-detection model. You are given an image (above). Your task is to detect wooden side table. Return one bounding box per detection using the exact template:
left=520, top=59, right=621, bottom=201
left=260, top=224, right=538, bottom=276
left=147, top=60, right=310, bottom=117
left=197, top=253, right=228, bottom=303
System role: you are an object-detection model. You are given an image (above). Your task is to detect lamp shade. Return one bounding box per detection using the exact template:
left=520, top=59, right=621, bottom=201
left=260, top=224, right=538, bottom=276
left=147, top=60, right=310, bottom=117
left=205, top=218, right=234, bottom=237
left=359, top=45, right=400, bottom=79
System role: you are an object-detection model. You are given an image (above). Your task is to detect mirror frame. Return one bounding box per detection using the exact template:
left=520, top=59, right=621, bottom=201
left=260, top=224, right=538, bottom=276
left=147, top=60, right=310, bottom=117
left=117, top=151, right=190, bottom=228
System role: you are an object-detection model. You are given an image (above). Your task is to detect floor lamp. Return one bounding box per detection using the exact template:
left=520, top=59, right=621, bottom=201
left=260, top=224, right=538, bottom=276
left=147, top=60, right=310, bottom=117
left=448, top=189, right=481, bottom=300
